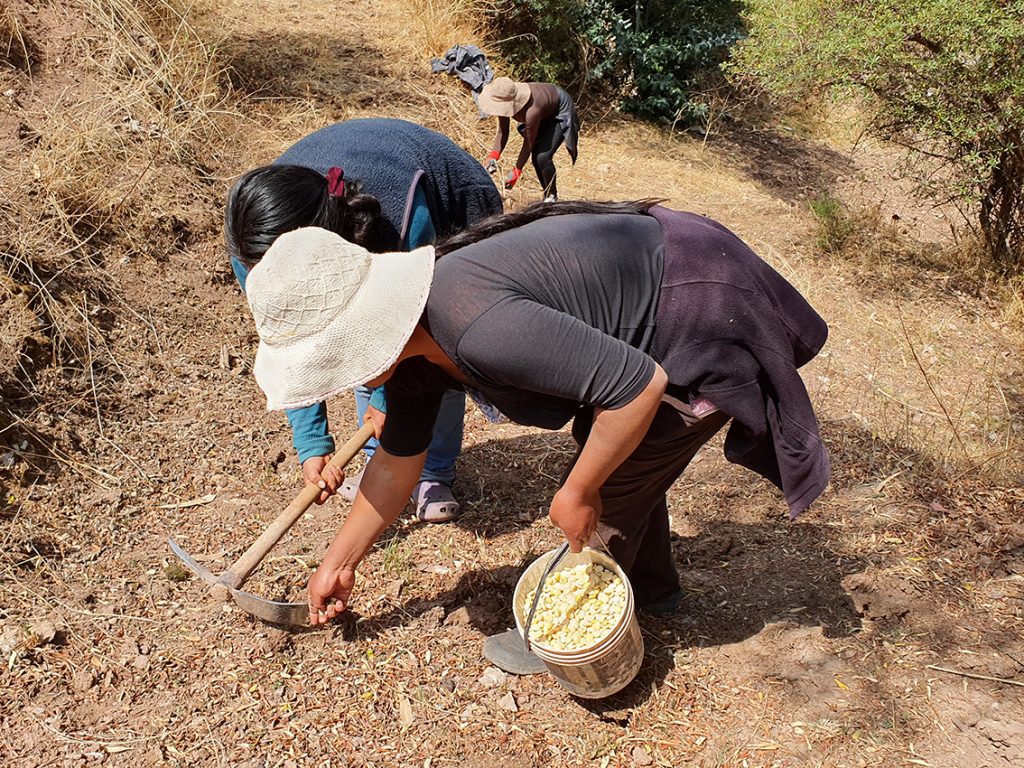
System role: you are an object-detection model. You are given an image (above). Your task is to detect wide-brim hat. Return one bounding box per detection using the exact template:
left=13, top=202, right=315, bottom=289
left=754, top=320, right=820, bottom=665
left=246, top=227, right=435, bottom=411
left=478, top=77, right=531, bottom=117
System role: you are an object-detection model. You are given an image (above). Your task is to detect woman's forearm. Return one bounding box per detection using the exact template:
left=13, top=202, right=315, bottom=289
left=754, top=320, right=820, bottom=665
left=492, top=116, right=510, bottom=155
left=514, top=120, right=536, bottom=170
left=564, top=365, right=669, bottom=494
left=321, top=449, right=425, bottom=570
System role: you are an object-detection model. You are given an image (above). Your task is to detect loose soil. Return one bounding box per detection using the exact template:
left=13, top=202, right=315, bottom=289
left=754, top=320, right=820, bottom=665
left=2, top=1, right=1023, bottom=767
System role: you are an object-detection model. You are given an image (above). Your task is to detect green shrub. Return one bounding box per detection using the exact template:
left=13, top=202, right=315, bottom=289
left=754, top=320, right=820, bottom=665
left=730, top=0, right=1024, bottom=272
left=490, top=1, right=744, bottom=126
left=809, top=191, right=855, bottom=255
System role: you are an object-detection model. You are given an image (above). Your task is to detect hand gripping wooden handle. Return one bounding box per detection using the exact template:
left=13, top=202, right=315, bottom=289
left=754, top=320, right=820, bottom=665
left=211, top=421, right=375, bottom=599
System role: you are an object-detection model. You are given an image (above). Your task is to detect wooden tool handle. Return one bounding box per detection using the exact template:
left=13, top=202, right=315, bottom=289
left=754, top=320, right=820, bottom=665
left=215, top=421, right=375, bottom=594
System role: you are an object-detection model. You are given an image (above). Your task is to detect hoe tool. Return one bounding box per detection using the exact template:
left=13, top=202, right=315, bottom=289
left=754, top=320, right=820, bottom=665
left=167, top=422, right=374, bottom=626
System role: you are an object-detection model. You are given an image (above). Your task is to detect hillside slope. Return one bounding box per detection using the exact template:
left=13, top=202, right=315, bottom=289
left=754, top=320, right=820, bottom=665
left=2, top=1, right=1022, bottom=767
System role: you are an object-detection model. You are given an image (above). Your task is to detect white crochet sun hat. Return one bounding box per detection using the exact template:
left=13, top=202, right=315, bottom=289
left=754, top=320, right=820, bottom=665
left=246, top=227, right=435, bottom=411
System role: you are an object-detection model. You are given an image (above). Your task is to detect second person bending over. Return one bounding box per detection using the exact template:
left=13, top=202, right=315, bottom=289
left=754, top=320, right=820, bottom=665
left=479, top=77, right=579, bottom=202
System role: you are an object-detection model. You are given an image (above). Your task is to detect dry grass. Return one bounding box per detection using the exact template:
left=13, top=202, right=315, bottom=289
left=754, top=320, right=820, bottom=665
left=210, top=0, right=506, bottom=178
left=0, top=5, right=33, bottom=72
left=81, top=0, right=227, bottom=154
left=1, top=2, right=1024, bottom=767
left=0, top=0, right=233, bottom=394
left=28, top=105, right=147, bottom=238
left=404, top=0, right=498, bottom=58
left=377, top=0, right=504, bottom=155
left=1002, top=275, right=1024, bottom=328
left=794, top=185, right=1024, bottom=484
left=0, top=276, right=40, bottom=388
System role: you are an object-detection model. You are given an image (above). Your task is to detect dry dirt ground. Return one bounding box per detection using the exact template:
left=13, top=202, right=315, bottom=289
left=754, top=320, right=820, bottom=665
left=2, top=1, right=1024, bottom=767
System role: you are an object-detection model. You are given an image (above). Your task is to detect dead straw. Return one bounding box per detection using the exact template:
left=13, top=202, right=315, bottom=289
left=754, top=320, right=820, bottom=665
left=926, top=664, right=1024, bottom=688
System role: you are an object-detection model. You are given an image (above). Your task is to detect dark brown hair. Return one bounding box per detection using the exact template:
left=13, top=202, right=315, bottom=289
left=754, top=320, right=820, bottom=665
left=434, top=199, right=665, bottom=257
left=225, top=164, right=389, bottom=266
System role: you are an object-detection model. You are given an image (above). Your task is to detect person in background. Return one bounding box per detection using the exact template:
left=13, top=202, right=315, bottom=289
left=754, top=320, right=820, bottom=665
left=479, top=77, right=579, bottom=202
left=240, top=199, right=830, bottom=644
left=225, top=118, right=503, bottom=522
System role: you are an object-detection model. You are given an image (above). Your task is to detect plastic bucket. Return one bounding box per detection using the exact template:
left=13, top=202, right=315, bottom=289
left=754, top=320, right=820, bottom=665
left=513, top=547, right=644, bottom=699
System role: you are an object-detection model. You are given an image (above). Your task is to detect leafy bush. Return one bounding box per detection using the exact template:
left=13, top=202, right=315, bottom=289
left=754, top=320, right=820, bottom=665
left=490, top=0, right=585, bottom=86
left=809, top=191, right=855, bottom=255
left=490, top=0, right=743, bottom=126
left=730, top=0, right=1024, bottom=272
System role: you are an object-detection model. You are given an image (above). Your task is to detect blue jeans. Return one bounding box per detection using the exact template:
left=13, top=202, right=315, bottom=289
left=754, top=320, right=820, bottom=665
left=354, top=385, right=464, bottom=485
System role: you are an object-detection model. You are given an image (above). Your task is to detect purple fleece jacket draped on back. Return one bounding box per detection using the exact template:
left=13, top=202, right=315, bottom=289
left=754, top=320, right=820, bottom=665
left=648, top=207, right=831, bottom=518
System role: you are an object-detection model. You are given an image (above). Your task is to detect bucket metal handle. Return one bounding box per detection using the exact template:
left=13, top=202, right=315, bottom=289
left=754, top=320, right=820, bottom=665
left=593, top=529, right=615, bottom=561
left=521, top=541, right=569, bottom=654
left=521, top=531, right=619, bottom=654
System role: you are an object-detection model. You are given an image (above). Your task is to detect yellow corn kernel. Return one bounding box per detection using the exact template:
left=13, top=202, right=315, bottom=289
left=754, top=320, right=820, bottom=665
left=522, top=562, right=627, bottom=651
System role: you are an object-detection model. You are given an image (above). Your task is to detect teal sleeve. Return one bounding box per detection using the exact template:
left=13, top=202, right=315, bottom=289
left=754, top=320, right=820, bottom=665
left=234, top=256, right=332, bottom=463
left=368, top=386, right=387, bottom=414
left=404, top=182, right=436, bottom=249
left=286, top=403, right=335, bottom=465
left=234, top=257, right=329, bottom=462
left=231, top=256, right=250, bottom=292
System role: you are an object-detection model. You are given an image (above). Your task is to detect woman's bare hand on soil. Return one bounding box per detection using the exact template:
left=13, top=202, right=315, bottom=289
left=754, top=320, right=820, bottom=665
left=307, top=564, right=356, bottom=625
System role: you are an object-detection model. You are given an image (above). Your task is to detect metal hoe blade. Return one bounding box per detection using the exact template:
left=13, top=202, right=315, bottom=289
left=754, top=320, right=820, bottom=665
left=163, top=423, right=374, bottom=628
left=168, top=536, right=308, bottom=626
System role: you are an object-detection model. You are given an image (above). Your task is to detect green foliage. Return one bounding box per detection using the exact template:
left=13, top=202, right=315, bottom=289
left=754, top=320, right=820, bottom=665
left=809, top=191, right=855, bottom=254
left=491, top=1, right=744, bottom=126
left=493, top=0, right=586, bottom=85
left=730, top=0, right=1024, bottom=272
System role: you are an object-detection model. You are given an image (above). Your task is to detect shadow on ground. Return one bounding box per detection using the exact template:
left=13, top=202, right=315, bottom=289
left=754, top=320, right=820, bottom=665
left=713, top=121, right=856, bottom=204
left=304, top=513, right=863, bottom=709
left=258, top=417, right=1024, bottom=710
left=220, top=31, right=412, bottom=111
left=454, top=431, right=577, bottom=538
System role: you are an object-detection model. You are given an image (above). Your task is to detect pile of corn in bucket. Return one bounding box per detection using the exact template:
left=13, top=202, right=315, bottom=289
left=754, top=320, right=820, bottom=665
left=522, top=562, right=628, bottom=650
left=514, top=548, right=644, bottom=698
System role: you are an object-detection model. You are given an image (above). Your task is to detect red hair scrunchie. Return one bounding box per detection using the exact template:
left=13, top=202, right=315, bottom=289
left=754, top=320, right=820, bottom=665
left=325, top=166, right=346, bottom=198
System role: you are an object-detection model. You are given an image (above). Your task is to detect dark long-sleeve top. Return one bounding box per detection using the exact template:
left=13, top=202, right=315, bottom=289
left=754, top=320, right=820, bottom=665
left=381, top=207, right=830, bottom=518
left=491, top=83, right=563, bottom=170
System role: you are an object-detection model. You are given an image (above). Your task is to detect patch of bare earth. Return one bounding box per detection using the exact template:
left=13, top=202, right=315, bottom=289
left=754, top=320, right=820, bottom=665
left=2, top=1, right=1023, bottom=767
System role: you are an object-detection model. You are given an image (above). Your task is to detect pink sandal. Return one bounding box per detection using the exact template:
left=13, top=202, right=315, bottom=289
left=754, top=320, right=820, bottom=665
left=411, top=480, right=461, bottom=523
left=338, top=467, right=363, bottom=502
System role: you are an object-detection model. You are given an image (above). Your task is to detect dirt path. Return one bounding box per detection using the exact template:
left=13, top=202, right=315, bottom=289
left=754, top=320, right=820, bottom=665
left=2, top=1, right=1023, bottom=767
